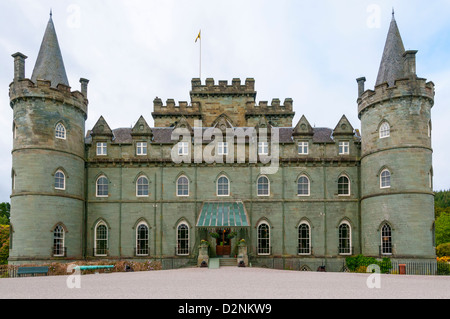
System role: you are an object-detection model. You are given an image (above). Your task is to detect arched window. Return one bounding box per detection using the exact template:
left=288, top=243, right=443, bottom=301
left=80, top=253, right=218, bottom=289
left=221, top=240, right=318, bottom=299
left=55, top=123, right=66, bottom=140
left=338, top=175, right=350, bottom=196
left=136, top=176, right=149, bottom=197
left=257, top=176, right=270, bottom=196
left=381, top=224, right=392, bottom=255
left=55, top=171, right=65, bottom=190
left=298, top=222, right=311, bottom=255
left=380, top=169, right=391, bottom=189
left=95, top=221, right=108, bottom=256
left=379, top=122, right=390, bottom=139
left=177, top=176, right=189, bottom=197
left=298, top=175, right=310, bottom=196
left=257, top=222, right=271, bottom=255
left=339, top=222, right=352, bottom=255
left=53, top=225, right=65, bottom=257
left=96, top=176, right=109, bottom=197
left=136, top=222, right=149, bottom=256
left=177, top=222, right=189, bottom=256
left=217, top=175, right=230, bottom=197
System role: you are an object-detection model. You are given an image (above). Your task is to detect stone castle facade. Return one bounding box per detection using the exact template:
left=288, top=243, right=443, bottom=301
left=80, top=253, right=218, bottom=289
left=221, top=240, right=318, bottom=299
left=8, top=13, right=436, bottom=271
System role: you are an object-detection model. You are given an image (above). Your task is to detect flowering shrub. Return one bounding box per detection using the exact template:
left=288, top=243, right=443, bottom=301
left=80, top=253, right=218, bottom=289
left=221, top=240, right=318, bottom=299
left=437, top=256, right=450, bottom=263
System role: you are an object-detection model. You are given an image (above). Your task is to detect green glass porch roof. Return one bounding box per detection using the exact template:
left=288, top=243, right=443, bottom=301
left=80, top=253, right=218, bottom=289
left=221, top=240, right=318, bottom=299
left=197, top=202, right=249, bottom=228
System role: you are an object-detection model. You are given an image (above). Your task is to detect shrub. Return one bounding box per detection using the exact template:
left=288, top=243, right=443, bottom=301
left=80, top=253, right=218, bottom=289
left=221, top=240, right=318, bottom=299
left=346, top=255, right=392, bottom=274
left=0, top=226, right=10, bottom=265
left=436, top=243, right=450, bottom=258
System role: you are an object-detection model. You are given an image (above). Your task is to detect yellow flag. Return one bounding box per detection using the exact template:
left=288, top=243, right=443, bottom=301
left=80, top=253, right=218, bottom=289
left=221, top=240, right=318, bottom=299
left=195, top=30, right=201, bottom=43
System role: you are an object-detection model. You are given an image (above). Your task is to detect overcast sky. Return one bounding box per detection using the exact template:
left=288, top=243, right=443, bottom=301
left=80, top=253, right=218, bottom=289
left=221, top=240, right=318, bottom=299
left=0, top=0, right=449, bottom=203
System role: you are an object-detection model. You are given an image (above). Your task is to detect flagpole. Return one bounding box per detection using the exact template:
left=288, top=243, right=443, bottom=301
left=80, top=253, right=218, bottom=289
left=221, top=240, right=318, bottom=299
left=199, top=31, right=202, bottom=79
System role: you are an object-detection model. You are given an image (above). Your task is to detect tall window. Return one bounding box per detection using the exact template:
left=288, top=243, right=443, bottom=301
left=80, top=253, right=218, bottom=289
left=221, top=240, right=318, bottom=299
left=338, top=175, right=350, bottom=196
left=136, top=223, right=149, bottom=256
left=97, top=142, right=107, bottom=156
left=55, top=170, right=65, bottom=190
left=381, top=224, right=392, bottom=255
left=53, top=225, right=65, bottom=257
left=298, top=175, right=310, bottom=196
left=257, top=176, right=270, bottom=196
left=298, top=222, right=311, bottom=255
left=218, top=142, right=228, bottom=156
left=95, top=222, right=108, bottom=256
left=137, top=142, right=147, bottom=156
left=380, top=122, right=390, bottom=138
left=177, top=223, right=189, bottom=256
left=55, top=123, right=66, bottom=140
left=339, top=222, right=352, bottom=255
left=96, top=176, right=109, bottom=197
left=217, top=176, right=230, bottom=196
left=177, top=176, right=189, bottom=197
left=298, top=142, right=309, bottom=155
left=257, top=222, right=271, bottom=255
left=258, top=142, right=269, bottom=155
left=339, top=142, right=350, bottom=155
left=178, top=142, right=189, bottom=156
left=380, top=169, right=391, bottom=189
left=136, top=176, right=149, bottom=197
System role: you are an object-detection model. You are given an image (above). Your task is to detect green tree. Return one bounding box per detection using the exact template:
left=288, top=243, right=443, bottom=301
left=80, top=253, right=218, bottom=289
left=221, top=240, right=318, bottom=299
left=0, top=203, right=10, bottom=225
left=436, top=212, right=450, bottom=246
left=0, top=225, right=9, bottom=265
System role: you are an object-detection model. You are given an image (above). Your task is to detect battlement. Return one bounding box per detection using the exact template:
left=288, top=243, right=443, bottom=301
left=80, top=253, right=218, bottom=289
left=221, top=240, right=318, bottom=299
left=246, top=98, right=294, bottom=112
left=152, top=97, right=202, bottom=113
left=357, top=77, right=435, bottom=119
left=9, top=78, right=88, bottom=117
left=190, top=78, right=256, bottom=97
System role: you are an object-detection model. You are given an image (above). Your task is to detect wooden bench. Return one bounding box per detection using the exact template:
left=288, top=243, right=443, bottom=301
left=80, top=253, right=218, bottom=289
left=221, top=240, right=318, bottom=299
left=17, top=266, right=49, bottom=277
left=73, top=265, right=115, bottom=273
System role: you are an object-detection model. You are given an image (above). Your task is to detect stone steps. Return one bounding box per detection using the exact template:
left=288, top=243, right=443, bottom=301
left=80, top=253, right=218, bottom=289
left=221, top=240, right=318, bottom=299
left=219, top=258, right=237, bottom=267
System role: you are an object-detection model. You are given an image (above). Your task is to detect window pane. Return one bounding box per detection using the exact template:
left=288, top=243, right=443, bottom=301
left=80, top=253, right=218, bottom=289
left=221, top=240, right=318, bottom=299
left=136, top=224, right=149, bottom=256
left=338, top=176, right=350, bottom=195
left=257, top=176, right=269, bottom=196
left=381, top=170, right=391, bottom=188
left=298, top=176, right=309, bottom=196
left=177, top=224, right=189, bottom=255
left=177, top=176, right=189, bottom=196
left=97, top=177, right=108, bottom=196
left=55, top=123, right=66, bottom=139
left=258, top=224, right=270, bottom=255
left=298, top=224, right=310, bottom=254
left=55, top=171, right=65, bottom=190
left=339, top=224, right=351, bottom=254
left=381, top=224, right=392, bottom=255
left=137, top=176, right=149, bottom=196
left=218, top=176, right=229, bottom=196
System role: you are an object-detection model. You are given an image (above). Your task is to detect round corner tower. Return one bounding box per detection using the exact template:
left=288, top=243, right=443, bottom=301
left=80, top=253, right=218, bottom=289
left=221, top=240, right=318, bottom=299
left=357, top=14, right=435, bottom=260
left=9, top=15, right=88, bottom=264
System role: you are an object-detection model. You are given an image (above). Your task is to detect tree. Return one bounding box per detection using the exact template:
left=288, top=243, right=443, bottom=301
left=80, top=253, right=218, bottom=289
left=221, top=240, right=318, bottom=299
left=436, top=212, right=450, bottom=246
left=0, top=203, right=10, bottom=225
left=0, top=225, right=9, bottom=265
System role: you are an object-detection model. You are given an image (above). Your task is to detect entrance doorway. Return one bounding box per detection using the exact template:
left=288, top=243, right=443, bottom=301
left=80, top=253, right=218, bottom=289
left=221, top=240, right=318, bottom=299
left=216, top=228, right=232, bottom=257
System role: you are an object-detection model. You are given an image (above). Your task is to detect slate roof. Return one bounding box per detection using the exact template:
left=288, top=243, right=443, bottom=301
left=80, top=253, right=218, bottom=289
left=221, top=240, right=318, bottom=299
left=375, top=13, right=406, bottom=87
left=31, top=14, right=69, bottom=88
left=85, top=126, right=347, bottom=145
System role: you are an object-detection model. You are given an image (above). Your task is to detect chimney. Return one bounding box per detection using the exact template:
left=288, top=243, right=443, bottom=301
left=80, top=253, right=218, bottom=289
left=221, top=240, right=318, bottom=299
left=403, top=50, right=418, bottom=78
left=356, top=77, right=366, bottom=98
left=80, top=78, right=89, bottom=97
left=12, top=52, right=28, bottom=81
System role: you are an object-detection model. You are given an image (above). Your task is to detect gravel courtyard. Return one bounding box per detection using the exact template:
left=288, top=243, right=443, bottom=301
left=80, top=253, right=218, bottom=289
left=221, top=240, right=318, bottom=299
left=1, top=267, right=449, bottom=299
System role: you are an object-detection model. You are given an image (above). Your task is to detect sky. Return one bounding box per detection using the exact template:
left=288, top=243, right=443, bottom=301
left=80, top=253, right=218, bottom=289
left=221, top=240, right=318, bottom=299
left=0, top=0, right=449, bottom=203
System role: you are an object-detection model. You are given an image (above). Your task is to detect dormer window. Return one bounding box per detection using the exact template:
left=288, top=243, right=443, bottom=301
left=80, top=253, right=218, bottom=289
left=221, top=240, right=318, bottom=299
left=97, top=142, right=107, bottom=156
left=137, top=142, right=147, bottom=156
left=339, top=142, right=350, bottom=155
left=298, top=142, right=309, bottom=155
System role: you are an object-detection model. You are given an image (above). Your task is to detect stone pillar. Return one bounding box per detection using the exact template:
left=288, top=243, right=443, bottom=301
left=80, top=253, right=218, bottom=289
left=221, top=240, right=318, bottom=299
left=12, top=52, right=28, bottom=81
left=237, top=243, right=248, bottom=267
left=197, top=243, right=210, bottom=267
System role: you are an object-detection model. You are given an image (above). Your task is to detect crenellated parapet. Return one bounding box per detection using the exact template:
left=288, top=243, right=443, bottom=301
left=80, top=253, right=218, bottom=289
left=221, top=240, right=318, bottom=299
left=9, top=78, right=88, bottom=118
left=190, top=78, right=256, bottom=97
left=357, top=77, right=435, bottom=120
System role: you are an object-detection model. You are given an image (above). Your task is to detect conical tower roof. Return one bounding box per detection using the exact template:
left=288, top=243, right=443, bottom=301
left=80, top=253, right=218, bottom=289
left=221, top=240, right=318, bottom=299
left=31, top=13, right=69, bottom=87
left=375, top=12, right=406, bottom=87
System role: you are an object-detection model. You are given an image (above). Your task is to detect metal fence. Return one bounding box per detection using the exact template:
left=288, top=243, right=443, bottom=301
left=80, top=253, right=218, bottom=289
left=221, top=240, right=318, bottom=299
left=371, top=260, right=450, bottom=276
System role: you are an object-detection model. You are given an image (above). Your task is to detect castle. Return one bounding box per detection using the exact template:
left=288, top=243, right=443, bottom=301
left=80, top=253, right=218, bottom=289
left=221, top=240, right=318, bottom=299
left=8, top=13, right=436, bottom=271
